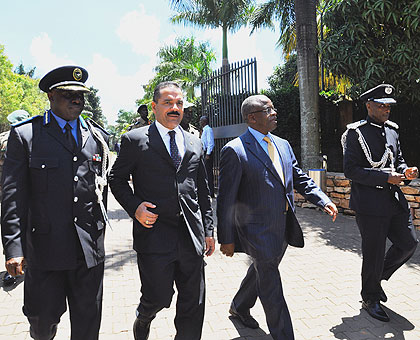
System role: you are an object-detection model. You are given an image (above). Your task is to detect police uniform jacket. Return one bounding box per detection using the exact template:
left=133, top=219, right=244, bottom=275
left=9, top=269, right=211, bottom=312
left=343, top=116, right=409, bottom=216
left=1, top=110, right=108, bottom=270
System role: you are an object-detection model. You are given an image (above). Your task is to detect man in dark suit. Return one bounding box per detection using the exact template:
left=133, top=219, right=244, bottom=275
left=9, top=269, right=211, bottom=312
left=1, top=66, right=110, bottom=340
left=109, top=81, right=214, bottom=340
left=342, top=84, right=418, bottom=322
left=217, top=94, right=337, bottom=340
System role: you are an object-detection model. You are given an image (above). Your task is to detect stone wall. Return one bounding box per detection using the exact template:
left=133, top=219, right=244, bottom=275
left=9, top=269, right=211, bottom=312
left=294, top=171, right=420, bottom=229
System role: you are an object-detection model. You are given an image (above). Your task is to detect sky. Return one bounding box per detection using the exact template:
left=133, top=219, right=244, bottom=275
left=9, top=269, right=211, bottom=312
left=1, top=0, right=283, bottom=124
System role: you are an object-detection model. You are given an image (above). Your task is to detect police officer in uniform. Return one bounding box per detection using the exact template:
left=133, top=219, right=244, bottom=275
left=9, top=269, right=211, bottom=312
left=342, top=84, right=418, bottom=322
left=1, top=66, right=110, bottom=340
left=129, top=104, right=150, bottom=130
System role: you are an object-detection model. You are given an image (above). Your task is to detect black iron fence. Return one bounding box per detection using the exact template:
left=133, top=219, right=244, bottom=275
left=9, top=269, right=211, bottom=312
left=200, top=58, right=258, bottom=190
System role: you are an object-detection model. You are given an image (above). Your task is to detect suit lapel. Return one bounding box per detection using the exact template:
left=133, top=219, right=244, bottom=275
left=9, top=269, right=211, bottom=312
left=147, top=123, right=176, bottom=168
left=242, top=130, right=283, bottom=185
left=179, top=128, right=194, bottom=172
left=272, top=137, right=289, bottom=189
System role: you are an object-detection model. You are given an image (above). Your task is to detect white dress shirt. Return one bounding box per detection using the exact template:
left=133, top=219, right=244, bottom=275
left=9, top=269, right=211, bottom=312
left=155, top=120, right=186, bottom=159
left=201, top=124, right=214, bottom=155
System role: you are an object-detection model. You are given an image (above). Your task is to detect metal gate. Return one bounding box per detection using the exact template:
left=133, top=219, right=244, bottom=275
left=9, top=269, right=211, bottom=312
left=200, top=58, right=258, bottom=190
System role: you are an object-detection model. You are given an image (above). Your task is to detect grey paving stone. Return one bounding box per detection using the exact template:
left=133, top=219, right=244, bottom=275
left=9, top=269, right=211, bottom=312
left=0, top=194, right=419, bottom=339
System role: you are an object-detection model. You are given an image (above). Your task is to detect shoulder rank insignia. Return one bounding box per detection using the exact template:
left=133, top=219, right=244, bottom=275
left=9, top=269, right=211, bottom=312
left=12, top=115, right=41, bottom=127
left=346, top=120, right=367, bottom=130
left=385, top=120, right=399, bottom=129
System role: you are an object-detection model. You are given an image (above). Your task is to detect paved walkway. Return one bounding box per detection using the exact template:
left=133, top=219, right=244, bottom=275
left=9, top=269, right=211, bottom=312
left=1, top=193, right=419, bottom=340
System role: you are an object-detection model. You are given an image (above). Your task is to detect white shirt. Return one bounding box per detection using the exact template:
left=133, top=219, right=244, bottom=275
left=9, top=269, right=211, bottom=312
left=201, top=124, right=214, bottom=155
left=155, top=121, right=186, bottom=158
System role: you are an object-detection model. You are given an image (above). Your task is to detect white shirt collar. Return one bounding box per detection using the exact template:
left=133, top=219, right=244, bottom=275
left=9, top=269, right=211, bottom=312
left=155, top=120, right=182, bottom=136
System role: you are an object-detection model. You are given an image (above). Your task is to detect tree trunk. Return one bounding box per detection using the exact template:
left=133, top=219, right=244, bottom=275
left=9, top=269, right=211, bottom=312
left=221, top=25, right=230, bottom=94
left=294, top=0, right=320, bottom=170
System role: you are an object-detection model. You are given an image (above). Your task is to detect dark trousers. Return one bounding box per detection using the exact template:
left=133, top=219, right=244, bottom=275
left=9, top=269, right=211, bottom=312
left=136, top=221, right=205, bottom=340
left=23, top=262, right=104, bottom=340
left=356, top=203, right=418, bottom=302
left=232, top=243, right=294, bottom=340
left=204, top=152, right=214, bottom=197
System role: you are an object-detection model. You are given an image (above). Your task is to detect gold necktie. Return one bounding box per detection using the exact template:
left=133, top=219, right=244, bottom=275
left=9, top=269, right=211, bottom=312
left=263, top=136, right=285, bottom=184
left=264, top=136, right=288, bottom=210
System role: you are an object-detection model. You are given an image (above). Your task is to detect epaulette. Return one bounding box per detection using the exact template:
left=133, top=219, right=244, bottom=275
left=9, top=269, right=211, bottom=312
left=86, top=118, right=110, bottom=135
left=11, top=115, right=41, bottom=127
left=385, top=120, right=399, bottom=129
left=346, top=120, right=367, bottom=130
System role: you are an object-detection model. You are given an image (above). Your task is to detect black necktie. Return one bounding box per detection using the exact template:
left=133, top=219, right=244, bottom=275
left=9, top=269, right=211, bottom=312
left=168, top=130, right=181, bottom=168
left=64, top=123, right=77, bottom=152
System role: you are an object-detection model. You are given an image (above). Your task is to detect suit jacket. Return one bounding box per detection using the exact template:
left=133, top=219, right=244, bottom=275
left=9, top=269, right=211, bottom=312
left=109, top=123, right=213, bottom=256
left=217, top=130, right=331, bottom=260
left=1, top=110, right=108, bottom=270
left=343, top=117, right=409, bottom=215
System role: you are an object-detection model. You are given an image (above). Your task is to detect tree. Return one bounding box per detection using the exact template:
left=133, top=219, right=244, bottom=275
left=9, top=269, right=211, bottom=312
left=321, top=0, right=420, bottom=104
left=170, top=0, right=253, bottom=66
left=14, top=63, right=36, bottom=78
left=294, top=0, right=320, bottom=170
left=83, top=87, right=107, bottom=126
left=115, top=109, right=137, bottom=134
left=142, top=37, right=216, bottom=101
left=250, top=0, right=295, bottom=56
left=0, top=45, right=48, bottom=131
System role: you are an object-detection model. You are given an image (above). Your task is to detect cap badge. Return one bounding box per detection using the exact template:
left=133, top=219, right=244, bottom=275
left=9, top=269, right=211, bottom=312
left=73, top=68, right=83, bottom=81
left=385, top=87, right=393, bottom=95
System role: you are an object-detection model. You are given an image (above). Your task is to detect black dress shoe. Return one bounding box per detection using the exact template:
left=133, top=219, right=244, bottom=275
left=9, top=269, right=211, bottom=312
left=380, top=287, right=387, bottom=303
left=133, top=317, right=151, bottom=340
left=229, top=306, right=259, bottom=329
left=362, top=300, right=390, bottom=322
left=2, top=273, right=16, bottom=286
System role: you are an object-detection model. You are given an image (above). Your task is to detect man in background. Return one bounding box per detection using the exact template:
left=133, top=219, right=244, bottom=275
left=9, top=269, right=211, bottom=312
left=180, top=101, right=200, bottom=137
left=129, top=104, right=150, bottom=130
left=200, top=116, right=214, bottom=197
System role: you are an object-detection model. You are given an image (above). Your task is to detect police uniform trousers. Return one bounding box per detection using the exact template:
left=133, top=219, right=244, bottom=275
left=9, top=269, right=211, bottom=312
left=232, top=242, right=294, bottom=340
left=356, top=197, right=418, bottom=303
left=23, top=248, right=104, bottom=340
left=135, top=216, right=205, bottom=340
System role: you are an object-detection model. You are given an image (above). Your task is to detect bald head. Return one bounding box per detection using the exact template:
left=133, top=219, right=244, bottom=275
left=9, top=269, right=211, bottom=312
left=241, top=95, right=271, bottom=123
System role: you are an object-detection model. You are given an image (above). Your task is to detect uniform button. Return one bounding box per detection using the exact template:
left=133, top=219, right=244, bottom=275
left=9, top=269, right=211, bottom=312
left=74, top=197, right=78, bottom=202
left=41, top=164, right=46, bottom=169
left=74, top=176, right=79, bottom=182
left=32, top=228, right=35, bottom=232
left=382, top=132, right=385, bottom=136
left=74, top=217, right=78, bottom=222
left=73, top=156, right=78, bottom=162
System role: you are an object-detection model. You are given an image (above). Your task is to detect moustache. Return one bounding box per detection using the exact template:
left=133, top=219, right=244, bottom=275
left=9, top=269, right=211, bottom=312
left=167, top=110, right=180, bottom=116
